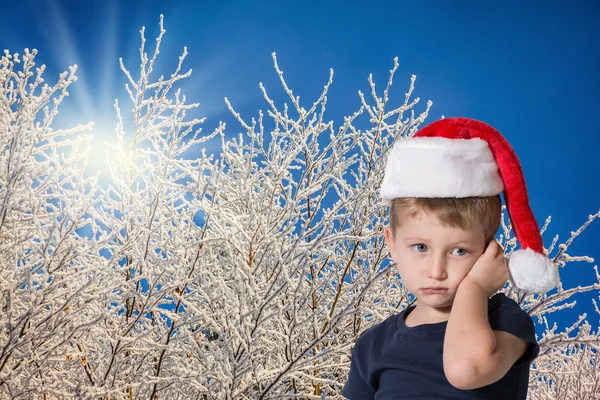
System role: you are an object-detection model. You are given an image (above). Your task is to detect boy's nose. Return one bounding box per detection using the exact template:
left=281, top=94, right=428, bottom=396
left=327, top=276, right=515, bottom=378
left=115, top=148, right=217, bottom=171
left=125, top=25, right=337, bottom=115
left=428, top=256, right=448, bottom=279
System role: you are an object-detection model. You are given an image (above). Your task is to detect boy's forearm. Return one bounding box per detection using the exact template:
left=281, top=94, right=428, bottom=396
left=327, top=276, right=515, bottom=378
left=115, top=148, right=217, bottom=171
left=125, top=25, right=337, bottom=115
left=443, top=278, right=496, bottom=377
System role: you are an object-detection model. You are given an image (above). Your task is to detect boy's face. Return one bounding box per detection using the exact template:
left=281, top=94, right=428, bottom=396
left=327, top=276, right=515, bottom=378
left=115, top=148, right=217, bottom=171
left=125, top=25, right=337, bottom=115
left=383, top=210, right=488, bottom=313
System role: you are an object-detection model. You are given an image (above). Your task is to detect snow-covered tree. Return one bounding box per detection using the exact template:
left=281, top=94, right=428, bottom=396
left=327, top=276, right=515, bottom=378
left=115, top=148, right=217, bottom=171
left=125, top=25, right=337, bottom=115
left=1, top=16, right=598, bottom=400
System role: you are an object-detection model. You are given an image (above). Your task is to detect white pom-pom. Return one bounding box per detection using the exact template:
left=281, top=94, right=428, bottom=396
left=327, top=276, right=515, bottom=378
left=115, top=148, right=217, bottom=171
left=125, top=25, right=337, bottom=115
left=508, top=248, right=560, bottom=294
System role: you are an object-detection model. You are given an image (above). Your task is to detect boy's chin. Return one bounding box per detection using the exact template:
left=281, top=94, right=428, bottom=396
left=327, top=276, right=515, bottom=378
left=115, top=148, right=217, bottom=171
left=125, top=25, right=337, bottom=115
left=416, top=295, right=455, bottom=309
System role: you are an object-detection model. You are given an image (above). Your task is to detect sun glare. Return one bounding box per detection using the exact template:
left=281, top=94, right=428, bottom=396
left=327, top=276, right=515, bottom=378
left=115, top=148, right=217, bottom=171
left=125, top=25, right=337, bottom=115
left=84, top=123, right=119, bottom=183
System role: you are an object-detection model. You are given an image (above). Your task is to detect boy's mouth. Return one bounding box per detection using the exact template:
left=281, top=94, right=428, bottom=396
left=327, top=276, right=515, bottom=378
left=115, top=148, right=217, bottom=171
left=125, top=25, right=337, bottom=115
left=421, top=286, right=448, bottom=293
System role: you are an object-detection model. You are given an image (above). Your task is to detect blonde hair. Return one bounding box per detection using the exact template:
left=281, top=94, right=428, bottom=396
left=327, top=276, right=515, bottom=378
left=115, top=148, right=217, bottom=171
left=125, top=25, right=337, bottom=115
left=389, top=196, right=502, bottom=244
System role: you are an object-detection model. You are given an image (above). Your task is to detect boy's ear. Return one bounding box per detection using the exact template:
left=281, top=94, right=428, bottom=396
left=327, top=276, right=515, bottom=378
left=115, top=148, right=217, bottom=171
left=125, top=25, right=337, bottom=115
left=383, top=225, right=391, bottom=242
left=383, top=226, right=397, bottom=260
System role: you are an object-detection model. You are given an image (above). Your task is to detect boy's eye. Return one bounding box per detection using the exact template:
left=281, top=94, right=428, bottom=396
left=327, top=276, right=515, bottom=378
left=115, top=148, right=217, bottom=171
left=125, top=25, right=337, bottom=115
left=452, top=248, right=469, bottom=256
left=411, top=244, right=428, bottom=252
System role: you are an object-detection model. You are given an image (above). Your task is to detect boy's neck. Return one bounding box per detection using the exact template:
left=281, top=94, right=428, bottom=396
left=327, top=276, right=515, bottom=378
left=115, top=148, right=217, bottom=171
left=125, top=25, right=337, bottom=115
left=405, top=303, right=452, bottom=327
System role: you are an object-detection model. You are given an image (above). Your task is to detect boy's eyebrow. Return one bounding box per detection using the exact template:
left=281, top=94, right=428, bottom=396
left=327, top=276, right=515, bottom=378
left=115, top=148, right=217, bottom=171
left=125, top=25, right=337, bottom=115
left=451, top=240, right=479, bottom=247
left=401, top=237, right=428, bottom=242
left=402, top=237, right=478, bottom=246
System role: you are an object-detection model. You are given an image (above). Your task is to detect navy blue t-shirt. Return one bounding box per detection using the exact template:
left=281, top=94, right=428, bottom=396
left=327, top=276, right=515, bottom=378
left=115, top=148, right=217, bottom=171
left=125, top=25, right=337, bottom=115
left=342, top=293, right=539, bottom=399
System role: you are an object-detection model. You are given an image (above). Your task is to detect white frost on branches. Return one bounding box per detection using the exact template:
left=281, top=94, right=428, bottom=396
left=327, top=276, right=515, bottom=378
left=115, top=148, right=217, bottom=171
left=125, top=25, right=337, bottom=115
left=1, top=16, right=598, bottom=400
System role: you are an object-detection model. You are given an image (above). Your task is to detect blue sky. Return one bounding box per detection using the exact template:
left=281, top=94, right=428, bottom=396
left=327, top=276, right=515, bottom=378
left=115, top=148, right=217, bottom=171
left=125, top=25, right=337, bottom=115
left=2, top=0, right=599, bottom=335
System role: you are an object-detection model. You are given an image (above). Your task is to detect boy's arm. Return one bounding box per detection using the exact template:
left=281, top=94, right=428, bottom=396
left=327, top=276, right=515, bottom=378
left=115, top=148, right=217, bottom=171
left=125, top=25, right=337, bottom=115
left=443, top=278, right=528, bottom=390
left=342, top=339, right=375, bottom=399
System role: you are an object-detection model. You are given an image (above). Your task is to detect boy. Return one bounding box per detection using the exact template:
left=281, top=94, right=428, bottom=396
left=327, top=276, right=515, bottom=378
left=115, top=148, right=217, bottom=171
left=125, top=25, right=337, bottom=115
left=341, top=118, right=561, bottom=399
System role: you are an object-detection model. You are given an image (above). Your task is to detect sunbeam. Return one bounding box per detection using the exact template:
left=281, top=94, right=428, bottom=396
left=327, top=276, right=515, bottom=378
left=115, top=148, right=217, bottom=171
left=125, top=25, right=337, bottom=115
left=100, top=0, right=118, bottom=111
left=39, top=1, right=96, bottom=121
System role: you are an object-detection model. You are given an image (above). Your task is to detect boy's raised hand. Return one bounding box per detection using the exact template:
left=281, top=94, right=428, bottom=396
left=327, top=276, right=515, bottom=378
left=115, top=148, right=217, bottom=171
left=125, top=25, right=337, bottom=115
left=462, top=239, right=510, bottom=297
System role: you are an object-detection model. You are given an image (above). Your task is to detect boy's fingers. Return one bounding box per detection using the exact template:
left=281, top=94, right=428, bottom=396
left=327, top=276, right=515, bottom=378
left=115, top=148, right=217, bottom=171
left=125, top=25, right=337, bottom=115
left=486, top=239, right=499, bottom=255
left=494, top=239, right=504, bottom=255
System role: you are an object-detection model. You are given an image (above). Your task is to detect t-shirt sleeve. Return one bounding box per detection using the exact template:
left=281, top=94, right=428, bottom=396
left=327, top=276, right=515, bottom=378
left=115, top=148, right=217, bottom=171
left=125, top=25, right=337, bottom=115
left=488, top=294, right=540, bottom=368
left=341, top=335, right=375, bottom=400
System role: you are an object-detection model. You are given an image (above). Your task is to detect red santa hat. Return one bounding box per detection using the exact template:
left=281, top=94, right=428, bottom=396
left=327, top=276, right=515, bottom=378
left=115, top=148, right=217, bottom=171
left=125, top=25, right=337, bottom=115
left=381, top=117, right=560, bottom=294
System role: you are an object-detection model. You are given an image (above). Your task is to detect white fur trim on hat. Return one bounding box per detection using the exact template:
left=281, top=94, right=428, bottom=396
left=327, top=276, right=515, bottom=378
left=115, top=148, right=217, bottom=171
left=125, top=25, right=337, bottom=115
left=381, top=137, right=504, bottom=203
left=508, top=248, right=560, bottom=293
